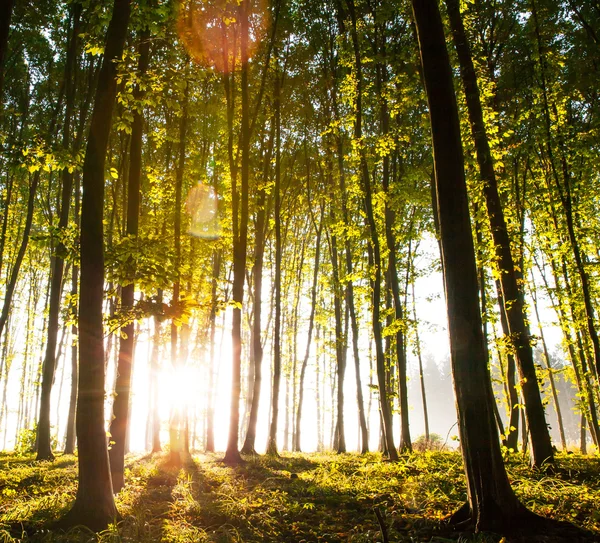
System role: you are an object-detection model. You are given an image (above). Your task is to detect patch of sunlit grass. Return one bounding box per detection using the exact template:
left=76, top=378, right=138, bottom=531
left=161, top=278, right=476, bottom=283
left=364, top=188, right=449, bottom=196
left=0, top=450, right=598, bottom=541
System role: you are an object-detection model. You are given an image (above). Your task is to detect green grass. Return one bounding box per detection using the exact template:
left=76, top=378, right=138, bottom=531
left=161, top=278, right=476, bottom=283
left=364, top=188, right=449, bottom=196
left=0, top=450, right=598, bottom=542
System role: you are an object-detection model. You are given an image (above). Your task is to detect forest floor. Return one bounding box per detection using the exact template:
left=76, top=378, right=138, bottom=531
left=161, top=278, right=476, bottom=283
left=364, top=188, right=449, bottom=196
left=0, top=450, right=598, bottom=542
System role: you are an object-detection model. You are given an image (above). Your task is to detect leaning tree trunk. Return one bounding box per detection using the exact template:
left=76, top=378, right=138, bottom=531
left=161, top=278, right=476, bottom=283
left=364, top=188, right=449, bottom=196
left=529, top=276, right=567, bottom=450
left=60, top=0, right=130, bottom=531
left=412, top=0, right=532, bottom=531
left=109, top=23, right=150, bottom=489
left=445, top=0, right=553, bottom=468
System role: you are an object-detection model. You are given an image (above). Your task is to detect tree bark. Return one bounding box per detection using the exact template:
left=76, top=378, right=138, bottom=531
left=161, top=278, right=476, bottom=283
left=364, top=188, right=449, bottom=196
left=412, top=0, right=530, bottom=530
left=241, top=122, right=274, bottom=455
left=60, top=0, right=130, bottom=530
left=37, top=2, right=82, bottom=461
left=109, top=22, right=150, bottom=489
left=224, top=0, right=249, bottom=464
left=445, top=0, right=553, bottom=468
left=0, top=0, right=15, bottom=118
left=64, top=174, right=81, bottom=455
left=266, top=69, right=282, bottom=457
left=168, top=73, right=188, bottom=466
left=344, top=0, right=397, bottom=460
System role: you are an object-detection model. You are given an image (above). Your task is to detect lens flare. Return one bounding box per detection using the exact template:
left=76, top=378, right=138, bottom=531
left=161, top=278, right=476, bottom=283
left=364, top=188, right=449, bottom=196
left=177, top=0, right=269, bottom=72
left=186, top=182, right=220, bottom=239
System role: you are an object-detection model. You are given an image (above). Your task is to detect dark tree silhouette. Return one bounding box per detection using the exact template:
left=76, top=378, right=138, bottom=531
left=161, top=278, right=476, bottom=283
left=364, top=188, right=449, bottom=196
left=60, top=0, right=131, bottom=530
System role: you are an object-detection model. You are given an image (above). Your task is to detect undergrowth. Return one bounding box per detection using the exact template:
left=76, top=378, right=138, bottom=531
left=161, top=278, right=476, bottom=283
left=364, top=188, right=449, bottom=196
left=0, top=450, right=598, bottom=542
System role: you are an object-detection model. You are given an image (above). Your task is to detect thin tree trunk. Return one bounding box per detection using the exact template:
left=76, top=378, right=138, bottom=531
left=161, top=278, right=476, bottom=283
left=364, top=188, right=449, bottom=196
left=169, top=73, right=188, bottom=466
left=316, top=323, right=323, bottom=452
left=411, top=268, right=429, bottom=442
left=0, top=171, right=40, bottom=342
left=328, top=197, right=346, bottom=454
left=529, top=274, right=567, bottom=450
left=241, top=122, right=274, bottom=455
left=64, top=264, right=79, bottom=454
left=344, top=0, right=397, bottom=461
left=580, top=413, right=587, bottom=455
left=205, top=249, right=220, bottom=452
left=294, top=206, right=323, bottom=452
left=37, top=3, right=81, bottom=461
left=266, top=69, right=282, bottom=457
left=150, top=289, right=163, bottom=453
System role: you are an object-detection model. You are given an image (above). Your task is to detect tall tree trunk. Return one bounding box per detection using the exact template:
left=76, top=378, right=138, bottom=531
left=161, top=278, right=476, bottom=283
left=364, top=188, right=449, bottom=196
left=0, top=0, right=15, bottom=118
left=411, top=263, right=429, bottom=442
left=316, top=322, right=323, bottom=452
left=241, top=122, right=274, bottom=455
left=60, top=0, right=130, bottom=530
left=205, top=250, right=220, bottom=452
left=149, top=289, right=163, bottom=453
left=294, top=206, right=323, bottom=452
left=412, top=0, right=530, bottom=530
left=64, top=262, right=79, bottom=454
left=37, top=2, right=81, bottom=461
left=445, top=0, right=553, bottom=468
left=529, top=275, right=567, bottom=450
left=531, top=0, right=600, bottom=383
left=109, top=23, right=150, bottom=489
left=329, top=52, right=368, bottom=455
left=169, top=74, right=188, bottom=466
left=329, top=196, right=346, bottom=454
left=224, top=0, right=249, bottom=464
left=266, top=69, right=282, bottom=457
left=344, top=0, right=397, bottom=461
left=496, top=284, right=520, bottom=451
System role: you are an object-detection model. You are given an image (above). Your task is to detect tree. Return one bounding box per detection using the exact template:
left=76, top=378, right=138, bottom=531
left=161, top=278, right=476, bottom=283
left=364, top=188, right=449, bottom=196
left=266, top=67, right=283, bottom=457
left=0, top=0, right=15, bottom=118
left=224, top=0, right=250, bottom=465
left=37, top=1, right=82, bottom=462
left=109, top=12, right=151, bottom=489
left=444, top=0, right=554, bottom=468
left=60, top=0, right=131, bottom=530
left=343, top=0, right=397, bottom=461
left=412, top=0, right=532, bottom=531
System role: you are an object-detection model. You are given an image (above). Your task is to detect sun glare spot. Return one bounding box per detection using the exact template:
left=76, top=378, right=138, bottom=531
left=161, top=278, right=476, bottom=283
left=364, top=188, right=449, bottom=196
left=162, top=365, right=197, bottom=413
left=177, top=0, right=269, bottom=72
left=186, top=182, right=220, bottom=239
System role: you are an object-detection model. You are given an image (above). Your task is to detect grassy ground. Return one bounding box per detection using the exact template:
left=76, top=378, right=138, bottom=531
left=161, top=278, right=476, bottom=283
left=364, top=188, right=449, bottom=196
left=0, top=450, right=598, bottom=542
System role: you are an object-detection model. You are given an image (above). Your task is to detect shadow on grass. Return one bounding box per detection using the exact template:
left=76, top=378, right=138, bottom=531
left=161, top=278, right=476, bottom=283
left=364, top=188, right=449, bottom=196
left=117, top=454, right=180, bottom=542
left=176, top=453, right=433, bottom=543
